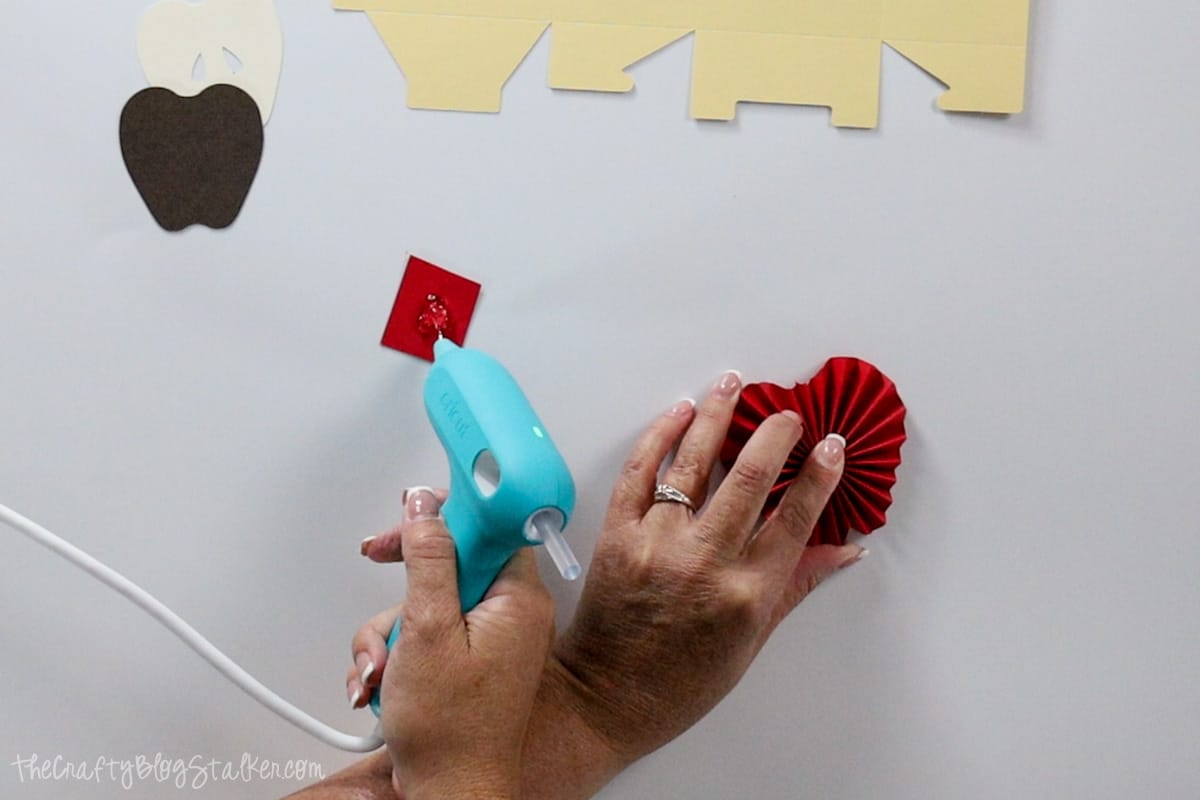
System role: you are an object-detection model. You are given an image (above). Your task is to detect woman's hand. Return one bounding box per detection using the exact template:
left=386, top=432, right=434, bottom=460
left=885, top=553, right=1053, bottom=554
left=367, top=489, right=555, bottom=800
left=548, top=371, right=863, bottom=765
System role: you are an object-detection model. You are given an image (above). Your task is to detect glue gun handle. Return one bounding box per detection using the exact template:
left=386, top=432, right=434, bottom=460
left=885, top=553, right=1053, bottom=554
left=369, top=491, right=518, bottom=717
left=443, top=491, right=516, bottom=612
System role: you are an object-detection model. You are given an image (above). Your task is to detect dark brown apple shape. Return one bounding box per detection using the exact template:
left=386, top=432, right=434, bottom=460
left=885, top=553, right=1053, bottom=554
left=119, top=84, right=264, bottom=232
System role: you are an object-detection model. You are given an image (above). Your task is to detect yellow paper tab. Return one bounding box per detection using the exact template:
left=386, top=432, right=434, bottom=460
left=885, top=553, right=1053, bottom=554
left=886, top=41, right=1027, bottom=114
left=365, top=12, right=547, bottom=112
left=691, top=32, right=881, bottom=128
left=549, top=23, right=689, bottom=93
left=334, top=0, right=1031, bottom=127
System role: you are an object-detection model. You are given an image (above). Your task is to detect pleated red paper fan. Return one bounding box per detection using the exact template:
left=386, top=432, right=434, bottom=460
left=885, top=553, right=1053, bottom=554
left=719, top=358, right=907, bottom=547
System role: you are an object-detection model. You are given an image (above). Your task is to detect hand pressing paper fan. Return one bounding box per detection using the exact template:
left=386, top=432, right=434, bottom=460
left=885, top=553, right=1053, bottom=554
left=720, top=358, right=907, bottom=547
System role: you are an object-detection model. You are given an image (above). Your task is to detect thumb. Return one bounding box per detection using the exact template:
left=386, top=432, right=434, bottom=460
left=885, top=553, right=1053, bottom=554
left=399, top=489, right=461, bottom=632
left=781, top=544, right=867, bottom=611
left=360, top=487, right=451, bottom=563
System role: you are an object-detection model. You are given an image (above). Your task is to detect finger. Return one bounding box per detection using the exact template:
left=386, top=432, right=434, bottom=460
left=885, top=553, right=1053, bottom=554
left=608, top=399, right=696, bottom=525
left=361, top=523, right=404, bottom=563
left=775, top=544, right=865, bottom=619
left=399, top=488, right=463, bottom=638
left=698, top=411, right=803, bottom=554
left=346, top=666, right=366, bottom=709
left=748, top=434, right=846, bottom=573
left=351, top=602, right=404, bottom=688
left=359, top=488, right=450, bottom=562
left=657, top=371, right=743, bottom=510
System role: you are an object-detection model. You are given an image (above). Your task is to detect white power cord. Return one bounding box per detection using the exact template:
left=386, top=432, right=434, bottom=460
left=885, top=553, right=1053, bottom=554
left=0, top=502, right=385, bottom=753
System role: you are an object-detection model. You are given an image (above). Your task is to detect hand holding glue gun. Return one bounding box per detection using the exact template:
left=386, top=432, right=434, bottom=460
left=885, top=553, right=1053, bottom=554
left=357, top=338, right=580, bottom=798
left=369, top=487, right=556, bottom=800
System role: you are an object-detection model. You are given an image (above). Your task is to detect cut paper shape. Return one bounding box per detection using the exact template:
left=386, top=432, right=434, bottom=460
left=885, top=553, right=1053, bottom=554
left=138, top=0, right=284, bottom=123
left=690, top=31, right=881, bottom=127
left=720, top=358, right=907, bottom=547
left=332, top=0, right=1029, bottom=127
left=885, top=41, right=1028, bottom=114
left=382, top=257, right=482, bottom=362
left=548, top=24, right=690, bottom=93
left=120, top=85, right=265, bottom=232
left=364, top=12, right=548, bottom=112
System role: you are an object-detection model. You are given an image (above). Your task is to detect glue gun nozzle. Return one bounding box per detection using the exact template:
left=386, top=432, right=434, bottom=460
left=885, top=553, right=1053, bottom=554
left=544, top=526, right=582, bottom=581
left=528, top=509, right=582, bottom=582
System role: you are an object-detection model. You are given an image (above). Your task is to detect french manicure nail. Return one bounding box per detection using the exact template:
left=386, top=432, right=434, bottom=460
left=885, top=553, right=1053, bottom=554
left=349, top=686, right=362, bottom=708
left=713, top=370, right=742, bottom=399
left=668, top=398, right=696, bottom=416
left=406, top=487, right=441, bottom=522
left=781, top=410, right=802, bottom=424
left=360, top=536, right=376, bottom=557
left=840, top=547, right=869, bottom=570
left=814, top=433, right=846, bottom=468
left=356, top=652, right=374, bottom=684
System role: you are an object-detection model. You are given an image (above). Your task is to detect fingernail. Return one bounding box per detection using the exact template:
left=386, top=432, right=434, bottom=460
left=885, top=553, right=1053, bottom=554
left=356, top=652, right=375, bottom=685
left=667, top=398, right=696, bottom=416
left=781, top=410, right=802, bottom=425
left=713, top=370, right=742, bottom=399
left=349, top=685, right=362, bottom=708
left=840, top=547, right=869, bottom=570
left=359, top=536, right=376, bottom=557
left=814, top=433, right=846, bottom=468
left=405, top=487, right=441, bottom=522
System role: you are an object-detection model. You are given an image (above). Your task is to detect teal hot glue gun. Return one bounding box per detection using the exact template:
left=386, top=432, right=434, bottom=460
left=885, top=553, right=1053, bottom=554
left=370, top=338, right=580, bottom=715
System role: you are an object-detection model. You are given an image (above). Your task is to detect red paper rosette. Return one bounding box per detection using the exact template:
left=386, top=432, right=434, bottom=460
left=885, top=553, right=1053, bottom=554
left=719, top=358, right=907, bottom=547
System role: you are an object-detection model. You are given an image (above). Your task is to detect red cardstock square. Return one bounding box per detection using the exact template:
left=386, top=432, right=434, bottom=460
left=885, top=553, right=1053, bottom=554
left=382, top=256, right=482, bottom=361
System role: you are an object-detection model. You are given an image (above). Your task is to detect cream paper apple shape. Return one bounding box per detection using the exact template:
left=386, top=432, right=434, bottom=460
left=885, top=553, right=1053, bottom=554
left=137, top=0, right=284, bottom=123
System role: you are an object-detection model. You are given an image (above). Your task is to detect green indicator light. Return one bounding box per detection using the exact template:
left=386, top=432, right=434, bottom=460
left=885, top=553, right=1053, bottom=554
left=532, top=426, right=545, bottom=439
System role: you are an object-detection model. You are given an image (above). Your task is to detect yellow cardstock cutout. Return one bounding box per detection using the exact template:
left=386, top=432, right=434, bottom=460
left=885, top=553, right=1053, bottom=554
left=549, top=24, right=690, bottom=94
left=138, top=0, right=284, bottom=124
left=333, top=0, right=1029, bottom=127
left=366, top=12, right=548, bottom=112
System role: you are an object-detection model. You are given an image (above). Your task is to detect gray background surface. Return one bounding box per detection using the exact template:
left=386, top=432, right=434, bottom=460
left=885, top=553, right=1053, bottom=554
left=2, top=1, right=1198, bottom=798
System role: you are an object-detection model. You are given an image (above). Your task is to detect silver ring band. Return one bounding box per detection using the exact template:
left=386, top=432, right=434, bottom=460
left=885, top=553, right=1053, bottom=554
left=653, top=483, right=696, bottom=511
